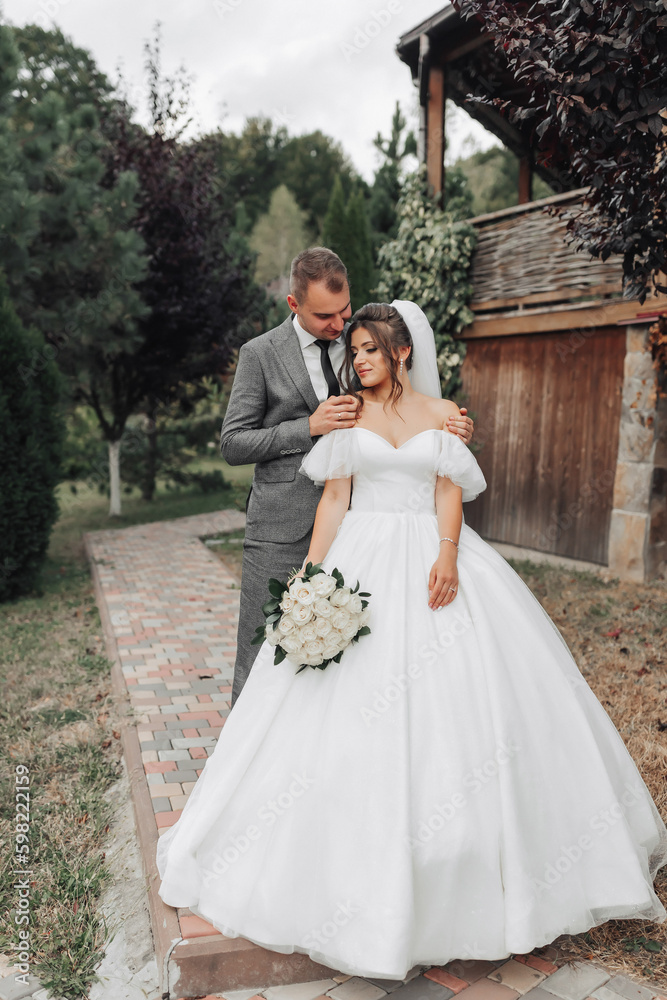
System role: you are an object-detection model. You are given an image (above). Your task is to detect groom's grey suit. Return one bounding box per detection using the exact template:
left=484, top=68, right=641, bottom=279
left=220, top=314, right=343, bottom=705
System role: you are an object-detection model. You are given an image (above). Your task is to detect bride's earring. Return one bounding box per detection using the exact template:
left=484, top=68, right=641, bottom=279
left=399, top=358, right=404, bottom=376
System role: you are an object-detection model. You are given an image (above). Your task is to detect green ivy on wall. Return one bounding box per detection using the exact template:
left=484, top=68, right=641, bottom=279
left=376, top=166, right=477, bottom=398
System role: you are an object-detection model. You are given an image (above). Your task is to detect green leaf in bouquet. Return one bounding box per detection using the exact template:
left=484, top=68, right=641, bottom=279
left=250, top=628, right=266, bottom=645
left=356, top=626, right=371, bottom=637
left=295, top=663, right=308, bottom=674
left=351, top=581, right=360, bottom=593
left=333, top=650, right=344, bottom=662
left=332, top=568, right=344, bottom=586
left=266, top=612, right=281, bottom=624
left=262, top=597, right=280, bottom=616
left=268, top=578, right=287, bottom=599
left=274, top=646, right=287, bottom=665
left=359, top=592, right=371, bottom=597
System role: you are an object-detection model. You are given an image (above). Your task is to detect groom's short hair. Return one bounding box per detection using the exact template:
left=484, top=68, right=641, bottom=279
left=290, top=247, right=348, bottom=305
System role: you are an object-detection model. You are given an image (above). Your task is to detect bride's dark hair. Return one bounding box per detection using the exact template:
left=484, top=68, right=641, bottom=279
left=340, top=302, right=413, bottom=415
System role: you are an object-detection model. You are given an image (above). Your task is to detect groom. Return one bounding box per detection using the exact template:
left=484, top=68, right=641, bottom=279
left=220, top=247, right=473, bottom=706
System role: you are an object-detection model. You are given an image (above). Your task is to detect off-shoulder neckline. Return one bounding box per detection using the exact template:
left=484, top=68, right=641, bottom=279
left=352, top=426, right=453, bottom=452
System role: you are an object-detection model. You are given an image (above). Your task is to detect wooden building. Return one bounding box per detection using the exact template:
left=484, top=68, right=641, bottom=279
left=396, top=5, right=667, bottom=581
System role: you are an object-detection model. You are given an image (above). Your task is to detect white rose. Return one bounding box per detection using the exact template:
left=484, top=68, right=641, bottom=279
left=313, top=597, right=333, bottom=618
left=280, top=633, right=303, bottom=655
left=329, top=587, right=351, bottom=608
left=322, top=636, right=344, bottom=659
left=286, top=649, right=307, bottom=665
left=315, top=617, right=333, bottom=639
left=341, top=618, right=359, bottom=640
left=289, top=580, right=316, bottom=605
left=348, top=593, right=363, bottom=614
left=305, top=639, right=325, bottom=662
left=278, top=615, right=296, bottom=635
left=290, top=602, right=313, bottom=626
left=310, top=573, right=337, bottom=598
left=331, top=608, right=351, bottom=630
left=280, top=593, right=296, bottom=612
left=265, top=623, right=281, bottom=646
left=299, top=620, right=319, bottom=643
left=359, top=607, right=371, bottom=626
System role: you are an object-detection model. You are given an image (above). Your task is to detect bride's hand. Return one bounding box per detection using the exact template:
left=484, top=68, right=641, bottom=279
left=428, top=554, right=459, bottom=609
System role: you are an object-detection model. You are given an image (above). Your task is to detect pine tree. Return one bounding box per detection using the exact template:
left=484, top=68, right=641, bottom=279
left=0, top=275, right=65, bottom=601
left=249, top=184, right=309, bottom=285
left=0, top=23, right=149, bottom=517
left=345, top=189, right=375, bottom=309
left=321, top=175, right=348, bottom=262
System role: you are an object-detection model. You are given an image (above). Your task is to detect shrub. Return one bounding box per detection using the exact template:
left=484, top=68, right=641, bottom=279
left=0, top=276, right=65, bottom=600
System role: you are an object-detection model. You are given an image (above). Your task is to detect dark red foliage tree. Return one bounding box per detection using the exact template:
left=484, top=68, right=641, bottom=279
left=452, top=0, right=667, bottom=302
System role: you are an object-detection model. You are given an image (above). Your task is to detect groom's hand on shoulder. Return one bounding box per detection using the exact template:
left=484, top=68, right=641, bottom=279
left=446, top=406, right=474, bottom=446
left=309, top=395, right=360, bottom=437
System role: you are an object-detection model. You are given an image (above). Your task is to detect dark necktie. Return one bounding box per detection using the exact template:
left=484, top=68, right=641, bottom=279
left=315, top=339, right=340, bottom=398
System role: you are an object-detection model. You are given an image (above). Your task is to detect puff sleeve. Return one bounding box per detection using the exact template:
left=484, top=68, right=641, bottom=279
left=298, top=428, right=361, bottom=486
left=436, top=432, right=487, bottom=502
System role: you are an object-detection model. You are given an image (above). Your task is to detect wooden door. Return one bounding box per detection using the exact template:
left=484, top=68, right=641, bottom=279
left=460, top=327, right=625, bottom=564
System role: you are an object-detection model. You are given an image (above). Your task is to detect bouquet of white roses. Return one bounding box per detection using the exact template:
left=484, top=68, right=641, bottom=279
left=251, top=562, right=371, bottom=673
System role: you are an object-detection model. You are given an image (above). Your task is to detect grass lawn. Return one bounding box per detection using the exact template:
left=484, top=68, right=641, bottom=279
left=1, top=460, right=666, bottom=994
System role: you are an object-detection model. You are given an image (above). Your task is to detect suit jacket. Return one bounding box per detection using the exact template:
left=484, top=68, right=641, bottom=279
left=220, top=315, right=330, bottom=543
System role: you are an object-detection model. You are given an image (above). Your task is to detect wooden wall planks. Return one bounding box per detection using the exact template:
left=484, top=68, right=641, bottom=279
left=460, top=327, right=626, bottom=564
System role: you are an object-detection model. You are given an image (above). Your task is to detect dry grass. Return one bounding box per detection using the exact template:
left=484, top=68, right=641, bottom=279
left=508, top=560, right=667, bottom=986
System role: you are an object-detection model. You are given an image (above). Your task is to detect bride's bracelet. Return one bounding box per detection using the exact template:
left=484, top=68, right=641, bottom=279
left=439, top=537, right=459, bottom=550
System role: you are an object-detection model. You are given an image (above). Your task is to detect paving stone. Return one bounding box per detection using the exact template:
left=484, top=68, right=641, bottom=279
left=521, top=988, right=565, bottom=1000
left=221, top=990, right=268, bottom=1000
left=0, top=974, right=43, bottom=1000
left=172, top=736, right=218, bottom=749
left=158, top=749, right=192, bottom=761
left=366, top=982, right=405, bottom=995
left=449, top=962, right=504, bottom=984
left=442, top=979, right=519, bottom=1000
left=489, top=961, right=547, bottom=995
left=264, top=981, right=340, bottom=1000
left=424, top=970, right=469, bottom=994
left=150, top=797, right=172, bottom=812
left=594, top=980, right=656, bottom=1000
left=380, top=976, right=454, bottom=1000
left=542, top=964, right=611, bottom=1000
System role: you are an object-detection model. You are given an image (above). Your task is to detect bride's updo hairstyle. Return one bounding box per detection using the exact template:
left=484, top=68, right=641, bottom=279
left=341, top=302, right=413, bottom=414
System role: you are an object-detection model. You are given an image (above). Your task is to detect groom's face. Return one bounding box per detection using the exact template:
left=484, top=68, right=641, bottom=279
left=291, top=280, right=351, bottom=341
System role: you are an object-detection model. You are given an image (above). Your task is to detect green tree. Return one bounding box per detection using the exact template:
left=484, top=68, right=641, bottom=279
left=277, top=131, right=359, bottom=235
left=0, top=23, right=149, bottom=518
left=322, top=179, right=375, bottom=309
left=249, top=184, right=309, bottom=286
left=344, top=189, right=375, bottom=309
left=321, top=176, right=348, bottom=261
left=369, top=102, right=417, bottom=247
left=0, top=274, right=65, bottom=601
left=454, top=145, right=552, bottom=216
left=376, top=167, right=477, bottom=397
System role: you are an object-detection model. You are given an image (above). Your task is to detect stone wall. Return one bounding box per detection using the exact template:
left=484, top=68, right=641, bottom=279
left=608, top=325, right=665, bottom=581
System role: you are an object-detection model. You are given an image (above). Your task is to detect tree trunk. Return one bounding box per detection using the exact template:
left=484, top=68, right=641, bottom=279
left=108, top=439, right=122, bottom=517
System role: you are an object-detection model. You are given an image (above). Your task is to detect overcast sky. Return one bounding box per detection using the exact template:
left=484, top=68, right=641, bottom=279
left=1, top=0, right=499, bottom=181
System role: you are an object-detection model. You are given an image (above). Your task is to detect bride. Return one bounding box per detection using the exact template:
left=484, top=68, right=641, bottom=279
left=156, top=300, right=667, bottom=978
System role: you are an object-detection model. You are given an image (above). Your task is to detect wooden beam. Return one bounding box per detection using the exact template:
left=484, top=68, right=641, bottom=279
left=460, top=298, right=647, bottom=339
left=426, top=63, right=445, bottom=200
left=518, top=155, right=533, bottom=204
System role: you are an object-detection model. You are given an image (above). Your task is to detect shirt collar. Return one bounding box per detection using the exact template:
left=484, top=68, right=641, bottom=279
left=292, top=312, right=345, bottom=352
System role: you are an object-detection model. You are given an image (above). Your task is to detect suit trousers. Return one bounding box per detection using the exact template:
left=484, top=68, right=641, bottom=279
left=231, top=528, right=313, bottom=707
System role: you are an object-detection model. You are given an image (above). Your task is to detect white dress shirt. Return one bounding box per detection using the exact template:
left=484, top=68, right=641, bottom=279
left=292, top=313, right=346, bottom=404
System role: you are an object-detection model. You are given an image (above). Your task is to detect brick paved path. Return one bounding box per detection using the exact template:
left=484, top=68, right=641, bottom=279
left=71, top=511, right=667, bottom=1000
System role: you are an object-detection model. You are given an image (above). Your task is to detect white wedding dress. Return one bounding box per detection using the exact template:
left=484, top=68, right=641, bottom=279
left=156, top=426, right=667, bottom=979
